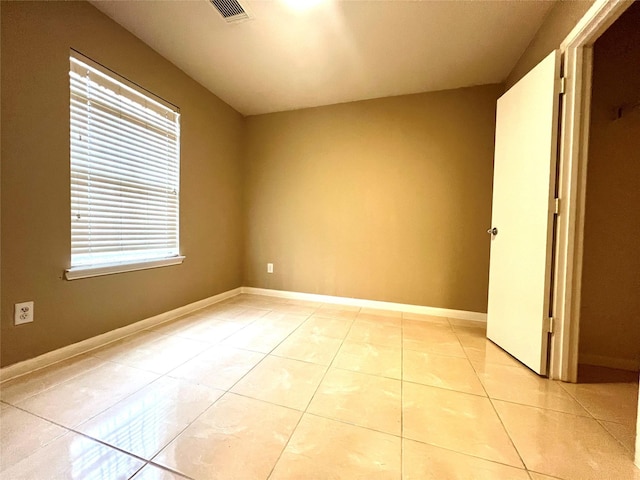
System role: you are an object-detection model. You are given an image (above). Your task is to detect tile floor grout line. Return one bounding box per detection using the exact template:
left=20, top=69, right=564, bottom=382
left=306, top=409, right=404, bottom=439
left=480, top=385, right=529, bottom=471
left=145, top=460, right=196, bottom=480
left=0, top=357, right=108, bottom=406
left=1, top=299, right=423, bottom=476
left=291, top=407, right=537, bottom=475
left=40, top=367, right=166, bottom=424
left=526, top=470, right=564, bottom=480
left=265, top=305, right=361, bottom=480
left=443, top=318, right=523, bottom=469
left=402, top=345, right=470, bottom=359
left=177, top=304, right=286, bottom=388
left=262, top=305, right=334, bottom=480
left=555, top=380, right=599, bottom=419
left=140, top=386, right=229, bottom=477
left=0, top=403, right=77, bottom=470
left=220, top=310, right=318, bottom=394
left=232, top=311, right=314, bottom=354
left=191, top=302, right=323, bottom=460
left=8, top=303, right=406, bottom=478
left=478, top=395, right=594, bottom=418
left=457, top=326, right=532, bottom=473
left=157, top=313, right=265, bottom=378
left=239, top=304, right=500, bottom=476
left=0, top=424, right=149, bottom=479
left=160, top=304, right=303, bottom=383
left=216, top=387, right=406, bottom=444
left=268, top=350, right=340, bottom=367
left=5, top=295, right=636, bottom=479
left=137, top=305, right=287, bottom=478
left=401, top=377, right=488, bottom=399
left=218, top=390, right=305, bottom=413
left=7, top=361, right=165, bottom=431
left=126, top=462, right=148, bottom=480
left=593, top=414, right=640, bottom=426
left=185, top=307, right=317, bottom=398
left=113, top=303, right=288, bottom=479
left=1, top=401, right=77, bottom=432
left=453, top=323, right=640, bottom=476
left=145, top=306, right=272, bottom=347
left=2, top=410, right=154, bottom=474
left=555, top=376, right=640, bottom=438
left=263, top=406, right=306, bottom=479
left=592, top=416, right=637, bottom=456
left=0, top=352, right=104, bottom=388
left=7, top=304, right=280, bottom=479
left=394, top=427, right=540, bottom=474
left=456, top=347, right=600, bottom=415
left=1, top=324, right=183, bottom=388
left=66, top=429, right=192, bottom=480
left=331, top=364, right=401, bottom=381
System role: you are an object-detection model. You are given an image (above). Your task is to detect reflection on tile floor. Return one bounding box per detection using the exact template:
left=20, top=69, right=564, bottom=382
left=0, top=294, right=638, bottom=479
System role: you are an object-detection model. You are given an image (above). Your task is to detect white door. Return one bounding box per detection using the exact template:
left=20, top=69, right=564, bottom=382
left=486, top=50, right=562, bottom=376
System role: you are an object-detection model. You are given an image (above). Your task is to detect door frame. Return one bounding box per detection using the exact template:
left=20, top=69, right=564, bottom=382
left=551, top=0, right=633, bottom=381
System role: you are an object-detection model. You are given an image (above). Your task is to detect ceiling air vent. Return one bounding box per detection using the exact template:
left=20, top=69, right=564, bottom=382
left=210, top=0, right=252, bottom=23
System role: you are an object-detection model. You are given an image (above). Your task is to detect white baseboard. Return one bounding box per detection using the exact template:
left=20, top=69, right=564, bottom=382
left=240, top=287, right=487, bottom=322
left=0, top=287, right=242, bottom=383
left=579, top=354, right=640, bottom=372
left=1, top=286, right=487, bottom=383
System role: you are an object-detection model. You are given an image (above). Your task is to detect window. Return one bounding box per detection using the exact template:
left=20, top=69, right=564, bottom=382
left=66, top=52, right=183, bottom=280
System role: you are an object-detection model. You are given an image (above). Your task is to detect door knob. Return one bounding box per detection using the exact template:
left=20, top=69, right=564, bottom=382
left=487, top=227, right=498, bottom=235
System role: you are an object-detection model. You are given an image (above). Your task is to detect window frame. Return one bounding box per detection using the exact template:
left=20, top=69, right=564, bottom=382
left=65, top=51, right=184, bottom=280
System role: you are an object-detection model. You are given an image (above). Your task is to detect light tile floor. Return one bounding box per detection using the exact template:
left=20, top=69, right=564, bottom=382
left=0, top=294, right=638, bottom=479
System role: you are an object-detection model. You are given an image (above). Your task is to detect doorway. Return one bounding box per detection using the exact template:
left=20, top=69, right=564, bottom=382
left=555, top=0, right=640, bottom=460
left=578, top=0, right=640, bottom=375
left=576, top=0, right=640, bottom=456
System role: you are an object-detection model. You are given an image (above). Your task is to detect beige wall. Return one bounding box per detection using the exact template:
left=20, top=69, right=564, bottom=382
left=1, top=1, right=244, bottom=367
left=243, top=85, right=502, bottom=313
left=579, top=2, right=640, bottom=368
left=505, top=0, right=594, bottom=90
left=637, top=386, right=640, bottom=468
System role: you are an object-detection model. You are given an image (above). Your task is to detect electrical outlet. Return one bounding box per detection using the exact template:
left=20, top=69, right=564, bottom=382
left=267, top=263, right=274, bottom=274
left=14, top=301, right=34, bottom=325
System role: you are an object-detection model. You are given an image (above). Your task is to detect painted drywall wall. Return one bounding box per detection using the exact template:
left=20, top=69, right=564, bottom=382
left=1, top=1, right=244, bottom=367
left=636, top=386, right=640, bottom=467
left=505, top=0, right=594, bottom=90
left=243, top=85, right=502, bottom=313
left=578, top=2, right=640, bottom=369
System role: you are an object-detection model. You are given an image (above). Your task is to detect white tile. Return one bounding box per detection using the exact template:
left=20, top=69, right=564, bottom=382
left=0, top=432, right=143, bottom=480
left=0, top=405, right=67, bottom=472
left=16, top=362, right=158, bottom=428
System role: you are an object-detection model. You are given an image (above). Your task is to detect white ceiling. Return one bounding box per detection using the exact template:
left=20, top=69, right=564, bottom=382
left=90, top=0, right=555, bottom=116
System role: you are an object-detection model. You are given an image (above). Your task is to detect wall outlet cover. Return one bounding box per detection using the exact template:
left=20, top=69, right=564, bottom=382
left=14, top=301, right=34, bottom=325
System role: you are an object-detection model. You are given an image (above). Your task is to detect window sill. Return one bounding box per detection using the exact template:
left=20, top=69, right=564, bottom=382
left=65, top=256, right=185, bottom=280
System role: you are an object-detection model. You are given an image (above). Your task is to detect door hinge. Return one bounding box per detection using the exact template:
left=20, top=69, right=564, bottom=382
left=554, top=197, right=560, bottom=215
left=546, top=316, right=554, bottom=334
left=559, top=77, right=566, bottom=95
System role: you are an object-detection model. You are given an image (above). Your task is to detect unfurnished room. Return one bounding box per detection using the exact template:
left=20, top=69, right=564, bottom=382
left=1, top=0, right=639, bottom=479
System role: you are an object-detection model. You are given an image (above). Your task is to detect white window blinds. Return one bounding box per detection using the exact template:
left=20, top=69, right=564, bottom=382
left=68, top=53, right=182, bottom=278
